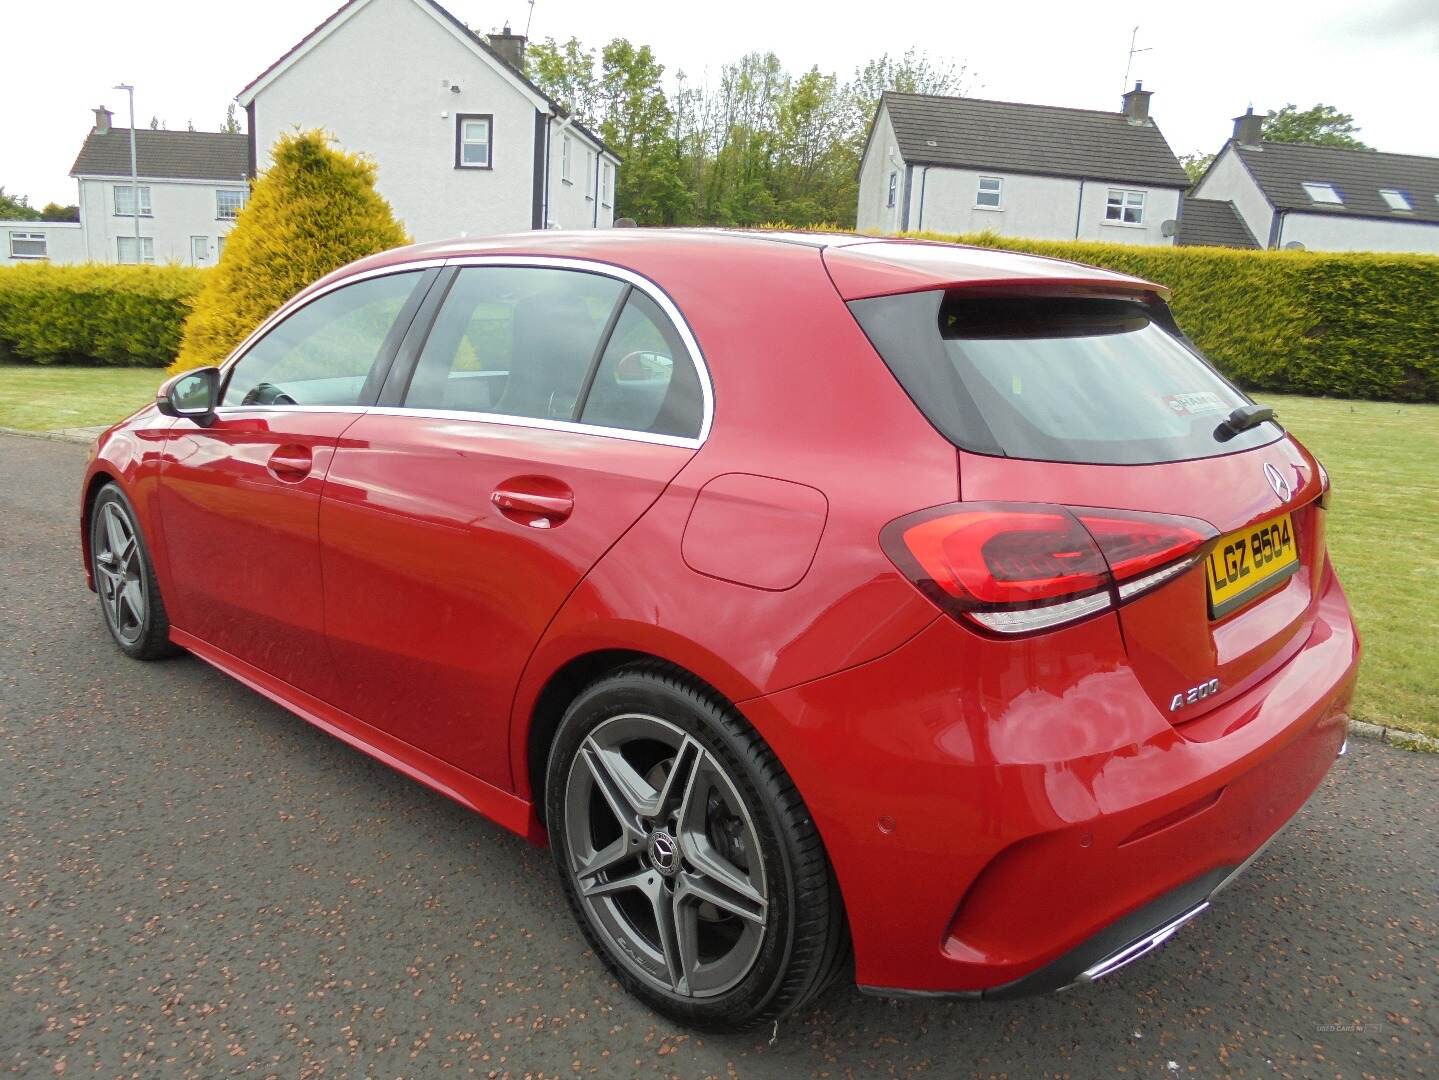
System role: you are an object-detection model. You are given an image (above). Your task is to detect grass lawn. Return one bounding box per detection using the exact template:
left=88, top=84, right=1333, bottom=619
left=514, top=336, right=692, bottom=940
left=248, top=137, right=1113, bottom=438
left=0, top=364, right=162, bottom=432
left=1256, top=394, right=1439, bottom=740
left=1, top=365, right=1434, bottom=737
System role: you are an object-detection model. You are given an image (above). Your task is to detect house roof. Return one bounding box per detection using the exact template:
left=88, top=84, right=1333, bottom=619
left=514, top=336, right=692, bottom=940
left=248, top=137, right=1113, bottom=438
left=69, top=128, right=249, bottom=181
left=235, top=0, right=619, bottom=161
left=1176, top=198, right=1260, bottom=248
left=1232, top=141, right=1439, bottom=224
left=879, top=92, right=1191, bottom=189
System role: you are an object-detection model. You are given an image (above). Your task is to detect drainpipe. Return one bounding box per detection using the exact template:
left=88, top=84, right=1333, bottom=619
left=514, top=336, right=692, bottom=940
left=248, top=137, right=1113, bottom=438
left=1074, top=178, right=1086, bottom=239
left=915, top=166, right=930, bottom=232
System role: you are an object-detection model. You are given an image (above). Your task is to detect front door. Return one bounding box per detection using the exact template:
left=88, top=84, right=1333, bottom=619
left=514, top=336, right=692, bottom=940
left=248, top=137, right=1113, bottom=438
left=159, top=269, right=431, bottom=700
left=317, top=263, right=708, bottom=787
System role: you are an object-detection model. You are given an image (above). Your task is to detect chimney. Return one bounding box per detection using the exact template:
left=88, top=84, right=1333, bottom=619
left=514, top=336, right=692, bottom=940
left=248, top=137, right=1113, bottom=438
left=93, top=106, right=113, bottom=134
left=488, top=23, right=526, bottom=70
left=1121, top=81, right=1152, bottom=125
left=1232, top=107, right=1264, bottom=146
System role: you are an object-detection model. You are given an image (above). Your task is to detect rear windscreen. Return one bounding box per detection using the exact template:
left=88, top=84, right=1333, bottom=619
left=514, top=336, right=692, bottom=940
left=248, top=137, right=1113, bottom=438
left=848, top=291, right=1283, bottom=465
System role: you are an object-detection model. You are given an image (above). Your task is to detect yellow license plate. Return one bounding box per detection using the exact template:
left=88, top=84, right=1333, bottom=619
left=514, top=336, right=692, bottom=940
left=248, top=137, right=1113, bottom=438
left=1205, top=513, right=1300, bottom=618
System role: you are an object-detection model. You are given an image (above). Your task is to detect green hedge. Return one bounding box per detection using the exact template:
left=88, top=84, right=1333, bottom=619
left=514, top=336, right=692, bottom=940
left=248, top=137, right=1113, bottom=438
left=0, top=263, right=207, bottom=367
left=904, top=231, right=1439, bottom=403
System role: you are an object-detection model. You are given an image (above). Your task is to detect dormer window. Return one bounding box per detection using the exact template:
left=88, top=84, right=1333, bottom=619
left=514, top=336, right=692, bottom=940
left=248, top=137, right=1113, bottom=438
left=1301, top=181, right=1343, bottom=205
left=1379, top=189, right=1412, bottom=211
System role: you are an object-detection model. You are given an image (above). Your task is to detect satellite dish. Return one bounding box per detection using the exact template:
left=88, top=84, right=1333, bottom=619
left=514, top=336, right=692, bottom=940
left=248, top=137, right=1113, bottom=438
left=1160, top=219, right=1178, bottom=237
left=1283, top=241, right=1306, bottom=250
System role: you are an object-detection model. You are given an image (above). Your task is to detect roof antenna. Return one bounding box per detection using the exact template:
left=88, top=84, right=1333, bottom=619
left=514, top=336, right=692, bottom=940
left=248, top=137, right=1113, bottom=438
left=1121, top=26, right=1151, bottom=94
left=524, top=0, right=535, bottom=38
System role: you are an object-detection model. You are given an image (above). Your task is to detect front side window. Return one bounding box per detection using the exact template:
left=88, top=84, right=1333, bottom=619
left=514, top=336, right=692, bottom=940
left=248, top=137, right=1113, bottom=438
left=8, top=231, right=47, bottom=259
left=222, top=271, right=421, bottom=407
left=216, top=188, right=246, bottom=220
left=456, top=114, right=493, bottom=168
left=976, top=176, right=1003, bottom=208
left=848, top=290, right=1280, bottom=465
left=113, top=184, right=151, bottom=217
left=116, top=236, right=154, bottom=264
left=886, top=172, right=897, bottom=208
left=404, top=267, right=623, bottom=420
left=581, top=291, right=703, bottom=438
left=1105, top=188, right=1146, bottom=224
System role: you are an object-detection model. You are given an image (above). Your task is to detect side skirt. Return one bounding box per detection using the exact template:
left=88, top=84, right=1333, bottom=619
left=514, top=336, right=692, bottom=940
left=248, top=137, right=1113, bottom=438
left=170, top=627, right=547, bottom=845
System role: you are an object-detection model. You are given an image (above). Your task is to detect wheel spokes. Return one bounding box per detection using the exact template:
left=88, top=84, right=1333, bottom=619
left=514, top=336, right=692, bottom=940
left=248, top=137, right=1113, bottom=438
left=580, top=739, right=653, bottom=838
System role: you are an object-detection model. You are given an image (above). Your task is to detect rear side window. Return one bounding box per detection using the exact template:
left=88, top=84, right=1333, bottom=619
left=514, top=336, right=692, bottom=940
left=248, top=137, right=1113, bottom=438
left=848, top=291, right=1282, bottom=465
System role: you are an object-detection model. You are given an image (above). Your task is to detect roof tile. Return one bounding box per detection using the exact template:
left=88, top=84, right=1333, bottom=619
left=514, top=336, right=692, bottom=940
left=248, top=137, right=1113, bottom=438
left=1233, top=141, right=1439, bottom=224
left=70, top=129, right=249, bottom=182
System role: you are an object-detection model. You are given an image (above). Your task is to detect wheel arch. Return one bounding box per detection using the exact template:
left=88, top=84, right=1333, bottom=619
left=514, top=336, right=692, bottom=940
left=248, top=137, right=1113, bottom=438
left=80, top=468, right=121, bottom=590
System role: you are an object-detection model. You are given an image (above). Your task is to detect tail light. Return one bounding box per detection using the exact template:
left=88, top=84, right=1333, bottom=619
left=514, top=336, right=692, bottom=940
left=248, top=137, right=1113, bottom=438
left=881, top=502, right=1218, bottom=635
left=1316, top=460, right=1332, bottom=510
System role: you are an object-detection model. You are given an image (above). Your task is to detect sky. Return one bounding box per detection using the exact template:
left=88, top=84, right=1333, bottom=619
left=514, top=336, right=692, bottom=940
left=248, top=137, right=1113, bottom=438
left=3, top=0, right=1436, bottom=208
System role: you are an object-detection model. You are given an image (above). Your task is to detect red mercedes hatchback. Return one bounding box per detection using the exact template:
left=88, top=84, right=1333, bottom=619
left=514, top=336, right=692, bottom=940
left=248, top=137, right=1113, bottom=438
left=82, top=230, right=1358, bottom=1030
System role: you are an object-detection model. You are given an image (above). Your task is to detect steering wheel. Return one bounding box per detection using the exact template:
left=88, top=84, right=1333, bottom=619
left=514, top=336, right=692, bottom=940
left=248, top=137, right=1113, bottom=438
left=241, top=382, right=298, bottom=407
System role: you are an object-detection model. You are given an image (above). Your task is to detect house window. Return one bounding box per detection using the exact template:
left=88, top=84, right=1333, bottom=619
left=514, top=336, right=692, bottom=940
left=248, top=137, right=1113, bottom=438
left=216, top=189, right=246, bottom=220
left=886, top=172, right=897, bottom=208
left=8, top=231, right=48, bottom=259
left=1301, top=181, right=1343, bottom=205
left=455, top=114, right=493, bottom=168
left=561, top=134, right=572, bottom=183
left=601, top=161, right=612, bottom=207
left=191, top=236, right=209, bottom=264
left=218, top=235, right=227, bottom=255
left=113, top=184, right=151, bottom=217
left=975, top=176, right=1003, bottom=209
left=1105, top=188, right=1146, bottom=224
left=117, top=236, right=154, bottom=264
left=1379, top=188, right=1411, bottom=211
left=585, top=150, right=595, bottom=199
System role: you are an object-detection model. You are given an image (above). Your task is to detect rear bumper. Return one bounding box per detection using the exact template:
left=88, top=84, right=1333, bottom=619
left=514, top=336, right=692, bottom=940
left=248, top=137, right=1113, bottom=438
left=742, top=562, right=1359, bottom=995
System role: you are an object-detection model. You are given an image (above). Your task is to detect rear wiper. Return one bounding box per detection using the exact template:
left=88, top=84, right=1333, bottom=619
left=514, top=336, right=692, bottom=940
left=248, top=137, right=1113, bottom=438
left=1213, top=404, right=1276, bottom=442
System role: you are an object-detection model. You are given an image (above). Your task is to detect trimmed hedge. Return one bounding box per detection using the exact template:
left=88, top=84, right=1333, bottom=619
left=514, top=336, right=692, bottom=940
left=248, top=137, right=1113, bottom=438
left=904, top=231, right=1439, bottom=403
left=0, top=263, right=206, bottom=367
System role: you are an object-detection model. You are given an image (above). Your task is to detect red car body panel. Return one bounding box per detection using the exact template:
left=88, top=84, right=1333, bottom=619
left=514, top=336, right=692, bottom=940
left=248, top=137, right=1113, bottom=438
left=81, top=230, right=1359, bottom=997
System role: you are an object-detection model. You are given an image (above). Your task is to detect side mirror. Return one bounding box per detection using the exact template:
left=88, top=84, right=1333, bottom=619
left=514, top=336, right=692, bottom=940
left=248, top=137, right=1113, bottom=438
left=156, top=367, right=220, bottom=426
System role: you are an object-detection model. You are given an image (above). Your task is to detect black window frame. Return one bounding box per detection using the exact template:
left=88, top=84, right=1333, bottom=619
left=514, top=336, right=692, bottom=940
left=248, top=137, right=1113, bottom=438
left=455, top=113, right=494, bottom=170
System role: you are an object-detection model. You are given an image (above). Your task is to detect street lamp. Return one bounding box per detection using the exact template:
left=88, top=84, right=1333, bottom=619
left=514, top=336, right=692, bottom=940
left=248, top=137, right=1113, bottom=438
left=112, top=83, right=139, bottom=262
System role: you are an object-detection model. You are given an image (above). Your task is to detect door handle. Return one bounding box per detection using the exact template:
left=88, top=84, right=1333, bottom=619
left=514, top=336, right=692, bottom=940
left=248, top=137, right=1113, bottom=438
left=492, top=480, right=574, bottom=528
left=268, top=445, right=313, bottom=483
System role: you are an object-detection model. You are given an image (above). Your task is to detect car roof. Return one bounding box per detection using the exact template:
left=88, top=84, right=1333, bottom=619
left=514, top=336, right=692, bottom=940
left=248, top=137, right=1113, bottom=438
left=321, top=228, right=1165, bottom=303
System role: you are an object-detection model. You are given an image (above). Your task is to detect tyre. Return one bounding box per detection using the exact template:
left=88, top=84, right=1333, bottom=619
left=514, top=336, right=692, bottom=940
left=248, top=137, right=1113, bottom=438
left=545, top=662, right=849, bottom=1030
left=89, top=484, right=177, bottom=660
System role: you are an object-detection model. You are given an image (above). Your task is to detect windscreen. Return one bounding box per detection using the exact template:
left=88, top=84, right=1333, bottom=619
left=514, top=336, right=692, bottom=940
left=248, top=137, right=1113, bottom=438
left=848, top=290, right=1283, bottom=465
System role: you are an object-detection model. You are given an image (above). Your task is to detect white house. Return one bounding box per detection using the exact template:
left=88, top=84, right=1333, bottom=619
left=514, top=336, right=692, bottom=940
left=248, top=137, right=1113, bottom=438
left=237, top=0, right=620, bottom=240
left=3, top=111, right=249, bottom=268
left=858, top=84, right=1193, bottom=246
left=1192, top=109, right=1439, bottom=254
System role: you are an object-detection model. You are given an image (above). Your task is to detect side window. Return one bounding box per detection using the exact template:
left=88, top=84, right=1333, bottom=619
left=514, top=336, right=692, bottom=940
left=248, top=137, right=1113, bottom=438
left=222, top=271, right=421, bottom=407
left=403, top=267, right=623, bottom=420
left=580, top=291, right=703, bottom=438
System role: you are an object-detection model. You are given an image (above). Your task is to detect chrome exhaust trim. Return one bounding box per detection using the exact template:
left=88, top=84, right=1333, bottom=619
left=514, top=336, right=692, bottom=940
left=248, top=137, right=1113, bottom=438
left=1066, top=902, right=1210, bottom=988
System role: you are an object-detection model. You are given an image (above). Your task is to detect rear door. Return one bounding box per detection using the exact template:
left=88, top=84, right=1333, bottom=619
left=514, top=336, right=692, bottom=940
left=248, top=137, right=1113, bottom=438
left=848, top=286, right=1326, bottom=725
left=317, top=260, right=709, bottom=787
left=159, top=269, right=432, bottom=700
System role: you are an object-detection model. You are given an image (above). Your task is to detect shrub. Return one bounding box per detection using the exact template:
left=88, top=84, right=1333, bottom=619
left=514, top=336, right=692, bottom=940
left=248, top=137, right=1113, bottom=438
left=171, top=129, right=410, bottom=373
left=0, top=263, right=206, bottom=367
left=904, top=231, right=1439, bottom=403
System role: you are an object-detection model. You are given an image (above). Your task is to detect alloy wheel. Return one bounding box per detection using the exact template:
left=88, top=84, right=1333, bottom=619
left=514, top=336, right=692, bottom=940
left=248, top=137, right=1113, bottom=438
left=94, top=502, right=146, bottom=645
left=562, top=713, right=769, bottom=998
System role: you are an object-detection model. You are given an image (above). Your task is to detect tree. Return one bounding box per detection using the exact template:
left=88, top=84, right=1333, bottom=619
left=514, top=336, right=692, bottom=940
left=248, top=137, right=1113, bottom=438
left=40, top=202, right=80, bottom=222
left=221, top=104, right=242, bottom=134
left=597, top=39, right=689, bottom=224
left=1179, top=151, right=1215, bottom=184
left=0, top=187, right=41, bottom=220
left=527, top=37, right=599, bottom=123
left=1263, top=104, right=1368, bottom=149
left=171, top=130, right=409, bottom=373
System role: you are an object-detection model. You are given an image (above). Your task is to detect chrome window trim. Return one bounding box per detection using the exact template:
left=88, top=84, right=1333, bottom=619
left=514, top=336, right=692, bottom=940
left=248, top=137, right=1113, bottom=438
left=215, top=254, right=714, bottom=447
